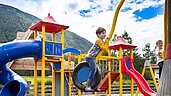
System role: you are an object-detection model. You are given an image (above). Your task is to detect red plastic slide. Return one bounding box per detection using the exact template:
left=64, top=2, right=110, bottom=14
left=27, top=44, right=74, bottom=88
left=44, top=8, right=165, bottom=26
left=121, top=56, right=156, bottom=96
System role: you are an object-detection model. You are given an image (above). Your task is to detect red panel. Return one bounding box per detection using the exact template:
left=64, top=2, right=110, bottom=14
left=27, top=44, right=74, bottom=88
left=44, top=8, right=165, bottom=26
left=165, top=44, right=171, bottom=59
left=98, top=72, right=119, bottom=92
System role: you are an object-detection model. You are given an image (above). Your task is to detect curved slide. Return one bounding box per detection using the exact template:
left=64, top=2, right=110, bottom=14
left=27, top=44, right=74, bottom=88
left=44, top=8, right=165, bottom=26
left=0, top=36, right=42, bottom=96
left=121, top=56, right=156, bottom=96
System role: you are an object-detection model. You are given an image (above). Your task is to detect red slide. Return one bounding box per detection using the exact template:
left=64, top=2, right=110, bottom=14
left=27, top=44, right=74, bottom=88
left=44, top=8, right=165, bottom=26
left=121, top=56, right=156, bottom=96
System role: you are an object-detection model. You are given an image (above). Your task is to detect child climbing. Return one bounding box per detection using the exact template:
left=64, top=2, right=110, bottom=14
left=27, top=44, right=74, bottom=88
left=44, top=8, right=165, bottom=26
left=85, top=27, right=106, bottom=91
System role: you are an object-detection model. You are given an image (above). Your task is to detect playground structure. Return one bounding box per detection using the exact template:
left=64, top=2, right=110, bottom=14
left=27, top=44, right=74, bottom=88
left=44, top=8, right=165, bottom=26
left=72, top=36, right=158, bottom=96
left=0, top=0, right=169, bottom=96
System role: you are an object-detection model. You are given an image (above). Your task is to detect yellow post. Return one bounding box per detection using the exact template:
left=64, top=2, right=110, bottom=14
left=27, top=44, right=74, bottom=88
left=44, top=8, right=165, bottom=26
left=77, top=54, right=81, bottom=96
left=164, top=0, right=168, bottom=55
left=106, top=0, right=125, bottom=40
left=130, top=48, right=134, bottom=96
left=34, top=29, right=38, bottom=38
left=52, top=32, right=55, bottom=96
left=61, top=28, right=65, bottom=96
left=68, top=52, right=72, bottom=96
left=149, top=65, right=158, bottom=90
left=52, top=70, right=55, bottom=96
left=33, top=29, right=38, bottom=96
left=33, top=61, right=37, bottom=96
left=41, top=23, right=46, bottom=96
left=119, top=47, right=123, bottom=96
left=108, top=49, right=112, bottom=96
left=95, top=0, right=125, bottom=62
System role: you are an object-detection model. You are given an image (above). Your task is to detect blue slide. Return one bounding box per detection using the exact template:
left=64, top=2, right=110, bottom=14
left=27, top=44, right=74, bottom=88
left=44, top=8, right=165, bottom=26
left=0, top=36, right=42, bottom=96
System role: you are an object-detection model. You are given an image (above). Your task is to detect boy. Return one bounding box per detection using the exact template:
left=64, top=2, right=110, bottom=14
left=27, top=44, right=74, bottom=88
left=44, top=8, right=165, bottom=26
left=85, top=27, right=106, bottom=91
left=156, top=40, right=164, bottom=78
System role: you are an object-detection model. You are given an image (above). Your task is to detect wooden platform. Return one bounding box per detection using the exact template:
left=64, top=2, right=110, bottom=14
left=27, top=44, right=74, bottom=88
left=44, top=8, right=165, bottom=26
left=8, top=58, right=75, bottom=71
left=9, top=58, right=52, bottom=70
left=98, top=72, right=120, bottom=92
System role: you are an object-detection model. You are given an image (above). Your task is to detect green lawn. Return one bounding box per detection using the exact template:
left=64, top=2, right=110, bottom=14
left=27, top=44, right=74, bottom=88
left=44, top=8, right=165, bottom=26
left=22, top=76, right=52, bottom=85
left=22, top=76, right=155, bottom=85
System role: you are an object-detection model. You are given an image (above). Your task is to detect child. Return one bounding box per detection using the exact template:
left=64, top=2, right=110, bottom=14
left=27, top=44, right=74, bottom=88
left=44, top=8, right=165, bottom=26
left=85, top=27, right=106, bottom=91
left=155, top=40, right=164, bottom=78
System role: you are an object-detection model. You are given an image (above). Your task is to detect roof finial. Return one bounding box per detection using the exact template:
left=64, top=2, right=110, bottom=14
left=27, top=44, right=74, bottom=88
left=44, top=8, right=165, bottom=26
left=48, top=13, right=50, bottom=16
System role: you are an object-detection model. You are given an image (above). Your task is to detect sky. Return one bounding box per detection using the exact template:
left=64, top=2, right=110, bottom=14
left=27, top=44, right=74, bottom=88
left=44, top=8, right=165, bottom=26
left=0, top=0, right=165, bottom=53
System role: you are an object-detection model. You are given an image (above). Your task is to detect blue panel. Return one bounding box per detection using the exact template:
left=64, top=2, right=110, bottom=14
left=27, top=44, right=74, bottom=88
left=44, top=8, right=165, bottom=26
left=53, top=62, right=61, bottom=70
left=126, top=59, right=131, bottom=70
left=63, top=48, right=81, bottom=55
left=54, top=43, right=62, bottom=56
left=45, top=42, right=53, bottom=55
left=55, top=73, right=68, bottom=96
left=77, top=67, right=90, bottom=83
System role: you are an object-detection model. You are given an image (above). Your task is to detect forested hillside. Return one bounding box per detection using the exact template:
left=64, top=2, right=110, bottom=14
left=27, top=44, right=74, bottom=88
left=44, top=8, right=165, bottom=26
left=0, top=4, right=92, bottom=53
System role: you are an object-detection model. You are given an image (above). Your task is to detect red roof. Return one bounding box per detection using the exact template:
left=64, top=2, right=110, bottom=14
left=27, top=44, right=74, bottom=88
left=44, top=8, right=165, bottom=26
left=109, top=36, right=137, bottom=50
left=147, top=64, right=159, bottom=69
left=29, top=13, right=69, bottom=33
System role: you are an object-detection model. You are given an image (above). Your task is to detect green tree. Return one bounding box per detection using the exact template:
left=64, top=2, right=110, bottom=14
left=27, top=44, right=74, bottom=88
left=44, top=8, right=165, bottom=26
left=141, top=43, right=156, bottom=80
left=142, top=43, right=156, bottom=64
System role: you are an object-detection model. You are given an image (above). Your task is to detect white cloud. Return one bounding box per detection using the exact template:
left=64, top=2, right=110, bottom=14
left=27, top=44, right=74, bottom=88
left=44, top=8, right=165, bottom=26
left=0, top=0, right=165, bottom=53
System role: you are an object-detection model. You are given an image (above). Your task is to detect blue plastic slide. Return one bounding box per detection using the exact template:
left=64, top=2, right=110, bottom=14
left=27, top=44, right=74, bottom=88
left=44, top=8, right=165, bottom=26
left=0, top=36, right=42, bottom=96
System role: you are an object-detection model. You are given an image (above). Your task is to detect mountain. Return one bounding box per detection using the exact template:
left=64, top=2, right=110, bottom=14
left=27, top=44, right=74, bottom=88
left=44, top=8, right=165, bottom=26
left=0, top=4, right=92, bottom=53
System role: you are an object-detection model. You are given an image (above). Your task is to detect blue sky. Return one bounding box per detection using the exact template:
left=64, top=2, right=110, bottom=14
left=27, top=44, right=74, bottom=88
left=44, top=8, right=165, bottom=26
left=0, top=0, right=164, bottom=53
left=133, top=4, right=164, bottom=21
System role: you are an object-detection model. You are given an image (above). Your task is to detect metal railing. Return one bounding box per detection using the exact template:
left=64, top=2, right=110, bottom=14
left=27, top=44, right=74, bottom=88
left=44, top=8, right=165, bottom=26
left=23, top=84, right=157, bottom=95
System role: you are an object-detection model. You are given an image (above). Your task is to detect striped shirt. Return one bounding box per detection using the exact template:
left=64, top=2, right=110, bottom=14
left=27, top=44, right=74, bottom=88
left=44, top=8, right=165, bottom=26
left=86, top=39, right=103, bottom=59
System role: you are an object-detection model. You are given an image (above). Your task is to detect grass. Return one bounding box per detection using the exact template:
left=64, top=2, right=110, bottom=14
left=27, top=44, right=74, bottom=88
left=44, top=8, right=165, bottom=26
left=23, top=76, right=155, bottom=86
left=22, top=76, right=52, bottom=85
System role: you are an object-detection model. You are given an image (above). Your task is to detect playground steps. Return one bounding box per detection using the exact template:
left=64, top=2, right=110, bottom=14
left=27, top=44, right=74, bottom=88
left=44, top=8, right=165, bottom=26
left=98, top=72, right=120, bottom=92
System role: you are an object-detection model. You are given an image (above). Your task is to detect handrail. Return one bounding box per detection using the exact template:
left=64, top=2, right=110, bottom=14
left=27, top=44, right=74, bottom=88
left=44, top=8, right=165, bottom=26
left=95, top=0, right=125, bottom=61
left=106, top=0, right=125, bottom=41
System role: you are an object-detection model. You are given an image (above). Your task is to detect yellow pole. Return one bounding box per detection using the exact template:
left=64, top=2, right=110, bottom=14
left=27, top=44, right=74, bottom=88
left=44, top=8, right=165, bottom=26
left=61, top=28, right=65, bottom=96
left=149, top=65, right=158, bottom=90
left=108, top=49, right=112, bottom=96
left=34, top=61, right=37, bottom=96
left=68, top=52, right=71, bottom=96
left=52, top=70, right=55, bottom=96
left=95, top=0, right=125, bottom=61
left=52, top=32, right=55, bottom=96
left=130, top=48, right=134, bottom=96
left=77, top=54, right=81, bottom=96
left=106, top=0, right=125, bottom=40
left=119, top=47, right=123, bottom=96
left=34, top=29, right=38, bottom=38
left=41, top=23, right=46, bottom=96
left=164, top=0, right=168, bottom=55
left=33, top=29, right=38, bottom=96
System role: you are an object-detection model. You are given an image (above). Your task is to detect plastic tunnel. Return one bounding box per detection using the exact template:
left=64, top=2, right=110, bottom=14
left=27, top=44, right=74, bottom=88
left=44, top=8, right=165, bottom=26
left=0, top=36, right=42, bottom=96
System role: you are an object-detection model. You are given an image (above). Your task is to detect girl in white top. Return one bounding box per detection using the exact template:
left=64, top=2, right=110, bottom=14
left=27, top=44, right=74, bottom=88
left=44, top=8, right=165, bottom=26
left=155, top=40, right=164, bottom=78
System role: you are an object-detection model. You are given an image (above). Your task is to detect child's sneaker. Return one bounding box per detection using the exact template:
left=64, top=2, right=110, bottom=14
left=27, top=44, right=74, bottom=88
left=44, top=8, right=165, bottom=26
left=85, top=87, right=94, bottom=92
left=94, top=88, right=101, bottom=92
